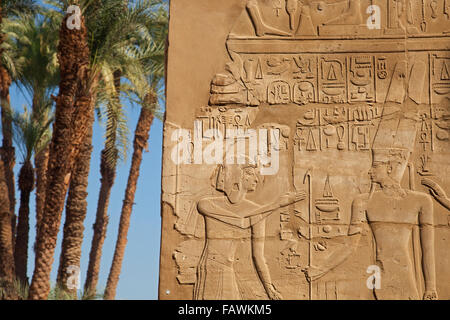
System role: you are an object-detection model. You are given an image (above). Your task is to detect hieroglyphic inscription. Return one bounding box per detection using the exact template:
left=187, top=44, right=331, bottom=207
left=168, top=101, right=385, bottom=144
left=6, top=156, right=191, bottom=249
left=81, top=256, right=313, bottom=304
left=294, top=105, right=381, bottom=152
left=163, top=0, right=450, bottom=301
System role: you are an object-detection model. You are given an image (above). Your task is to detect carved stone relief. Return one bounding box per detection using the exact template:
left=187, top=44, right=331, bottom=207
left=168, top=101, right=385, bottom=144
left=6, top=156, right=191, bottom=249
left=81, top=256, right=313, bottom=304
left=161, top=0, right=450, bottom=300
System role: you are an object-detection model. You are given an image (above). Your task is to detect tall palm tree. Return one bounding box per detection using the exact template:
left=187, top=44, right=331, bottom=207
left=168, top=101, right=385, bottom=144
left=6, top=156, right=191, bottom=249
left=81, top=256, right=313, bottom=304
left=83, top=2, right=128, bottom=295
left=51, top=0, right=96, bottom=293
left=58, top=0, right=126, bottom=295
left=51, top=0, right=154, bottom=295
left=2, top=10, right=60, bottom=262
left=28, top=4, right=92, bottom=299
left=0, top=0, right=38, bottom=255
left=11, top=106, right=53, bottom=285
left=82, top=0, right=163, bottom=296
left=104, top=1, right=167, bottom=299
left=29, top=3, right=62, bottom=244
left=0, top=1, right=38, bottom=297
left=84, top=73, right=123, bottom=297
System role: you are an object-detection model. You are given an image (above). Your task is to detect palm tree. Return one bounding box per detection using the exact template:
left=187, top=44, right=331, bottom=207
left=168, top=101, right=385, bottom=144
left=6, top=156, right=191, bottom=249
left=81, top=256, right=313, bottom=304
left=82, top=0, right=164, bottom=296
left=58, top=0, right=128, bottom=295
left=2, top=0, right=38, bottom=14
left=2, top=10, right=60, bottom=264
left=28, top=3, right=92, bottom=299
left=0, top=0, right=38, bottom=297
left=11, top=106, right=53, bottom=285
left=0, top=0, right=38, bottom=248
left=83, top=2, right=128, bottom=295
left=41, top=0, right=154, bottom=296
left=104, top=1, right=167, bottom=299
left=84, top=72, right=124, bottom=297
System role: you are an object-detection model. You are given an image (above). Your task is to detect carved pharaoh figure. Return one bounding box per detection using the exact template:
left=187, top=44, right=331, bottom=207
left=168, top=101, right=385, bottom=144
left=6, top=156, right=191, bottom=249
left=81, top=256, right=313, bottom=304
left=354, top=149, right=436, bottom=299
left=304, top=106, right=438, bottom=300
left=303, top=58, right=438, bottom=299
left=194, top=159, right=306, bottom=299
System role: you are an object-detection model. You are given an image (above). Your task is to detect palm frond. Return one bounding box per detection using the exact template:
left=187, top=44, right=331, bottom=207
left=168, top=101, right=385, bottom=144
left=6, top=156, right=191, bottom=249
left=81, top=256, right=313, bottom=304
left=1, top=11, right=60, bottom=99
left=2, top=0, right=39, bottom=17
left=86, top=0, right=167, bottom=165
left=11, top=104, right=54, bottom=162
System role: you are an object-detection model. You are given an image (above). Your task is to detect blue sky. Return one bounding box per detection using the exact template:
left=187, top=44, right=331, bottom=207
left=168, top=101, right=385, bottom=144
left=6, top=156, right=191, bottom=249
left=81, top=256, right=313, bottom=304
left=12, top=83, right=163, bottom=299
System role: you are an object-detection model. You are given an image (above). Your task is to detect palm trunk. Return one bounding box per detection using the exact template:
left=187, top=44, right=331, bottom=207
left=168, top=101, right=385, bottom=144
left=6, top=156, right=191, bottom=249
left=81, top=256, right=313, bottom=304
left=57, top=79, right=97, bottom=294
left=32, top=90, right=50, bottom=233
left=0, top=61, right=16, bottom=249
left=83, top=149, right=114, bottom=296
left=28, top=13, right=91, bottom=300
left=104, top=99, right=155, bottom=300
left=0, top=4, right=16, bottom=299
left=14, top=160, right=35, bottom=285
left=0, top=5, right=16, bottom=250
left=0, top=159, right=16, bottom=299
left=34, top=146, right=49, bottom=233
left=84, top=71, right=121, bottom=296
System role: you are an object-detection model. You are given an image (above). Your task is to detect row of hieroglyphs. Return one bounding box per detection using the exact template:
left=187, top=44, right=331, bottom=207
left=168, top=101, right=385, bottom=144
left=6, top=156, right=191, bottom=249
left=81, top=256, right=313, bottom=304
left=293, top=103, right=447, bottom=154
left=293, top=105, right=450, bottom=186
left=210, top=53, right=450, bottom=107
left=294, top=105, right=382, bottom=152
left=191, top=102, right=450, bottom=164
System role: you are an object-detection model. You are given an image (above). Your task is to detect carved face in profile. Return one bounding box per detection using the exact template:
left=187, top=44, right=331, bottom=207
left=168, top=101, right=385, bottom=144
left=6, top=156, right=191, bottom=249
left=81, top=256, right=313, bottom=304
left=242, top=167, right=258, bottom=192
left=369, top=161, right=392, bottom=185
left=370, top=149, right=410, bottom=185
left=216, top=163, right=259, bottom=203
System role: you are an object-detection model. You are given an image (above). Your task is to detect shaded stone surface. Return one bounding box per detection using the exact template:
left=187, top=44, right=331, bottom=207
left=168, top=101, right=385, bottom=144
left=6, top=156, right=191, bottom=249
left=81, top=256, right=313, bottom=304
left=160, top=0, right=450, bottom=300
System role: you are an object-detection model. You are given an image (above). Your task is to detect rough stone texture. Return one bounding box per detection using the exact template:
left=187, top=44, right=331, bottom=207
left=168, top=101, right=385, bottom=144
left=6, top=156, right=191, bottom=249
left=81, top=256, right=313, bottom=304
left=160, top=0, right=450, bottom=300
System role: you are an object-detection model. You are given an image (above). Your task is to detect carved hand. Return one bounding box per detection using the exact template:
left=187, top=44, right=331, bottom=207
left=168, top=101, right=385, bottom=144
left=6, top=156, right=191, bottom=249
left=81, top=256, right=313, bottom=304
left=264, top=283, right=283, bottom=300
left=423, top=290, right=438, bottom=300
left=302, top=265, right=327, bottom=282
left=279, top=191, right=307, bottom=207
left=422, top=178, right=447, bottom=198
left=295, top=190, right=307, bottom=202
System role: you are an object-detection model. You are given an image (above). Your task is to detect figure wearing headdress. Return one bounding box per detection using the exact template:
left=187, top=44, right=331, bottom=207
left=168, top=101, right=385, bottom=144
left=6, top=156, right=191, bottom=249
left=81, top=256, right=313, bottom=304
left=304, top=61, right=438, bottom=300
left=194, top=156, right=306, bottom=300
